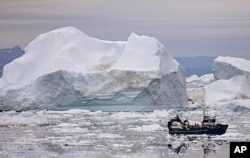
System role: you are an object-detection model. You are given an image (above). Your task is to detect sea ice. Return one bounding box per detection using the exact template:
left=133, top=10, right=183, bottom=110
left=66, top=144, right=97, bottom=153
left=1, top=108, right=249, bottom=158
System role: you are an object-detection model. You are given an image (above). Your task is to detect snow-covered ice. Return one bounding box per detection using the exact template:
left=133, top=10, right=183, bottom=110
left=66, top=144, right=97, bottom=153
left=0, top=27, right=187, bottom=111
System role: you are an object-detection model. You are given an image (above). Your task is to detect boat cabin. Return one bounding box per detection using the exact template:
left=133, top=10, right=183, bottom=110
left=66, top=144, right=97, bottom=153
left=202, top=115, right=216, bottom=127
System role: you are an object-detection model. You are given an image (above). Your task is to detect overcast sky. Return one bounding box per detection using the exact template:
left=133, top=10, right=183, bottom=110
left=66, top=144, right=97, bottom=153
left=0, top=0, right=250, bottom=58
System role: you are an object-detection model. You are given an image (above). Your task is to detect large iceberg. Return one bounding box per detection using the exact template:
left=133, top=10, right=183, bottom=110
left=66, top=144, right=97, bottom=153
left=213, top=56, right=250, bottom=80
left=0, top=27, right=187, bottom=111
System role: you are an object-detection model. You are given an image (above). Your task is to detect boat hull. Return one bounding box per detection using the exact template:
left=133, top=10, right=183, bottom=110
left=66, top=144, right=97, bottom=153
left=168, top=125, right=228, bottom=135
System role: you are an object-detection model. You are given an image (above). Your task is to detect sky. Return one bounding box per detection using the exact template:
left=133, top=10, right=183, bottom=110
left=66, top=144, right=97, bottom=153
left=0, top=0, right=250, bottom=58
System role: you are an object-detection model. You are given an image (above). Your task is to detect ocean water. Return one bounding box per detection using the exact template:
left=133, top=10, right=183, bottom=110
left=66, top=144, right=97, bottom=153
left=0, top=107, right=249, bottom=158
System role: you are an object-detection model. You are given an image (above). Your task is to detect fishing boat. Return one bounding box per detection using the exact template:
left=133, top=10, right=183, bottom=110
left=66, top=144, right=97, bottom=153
left=168, top=115, right=228, bottom=135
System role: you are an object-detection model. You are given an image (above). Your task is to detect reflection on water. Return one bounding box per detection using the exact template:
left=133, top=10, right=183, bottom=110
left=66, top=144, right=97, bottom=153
left=168, top=142, right=188, bottom=154
left=202, top=137, right=216, bottom=157
left=167, top=135, right=230, bottom=158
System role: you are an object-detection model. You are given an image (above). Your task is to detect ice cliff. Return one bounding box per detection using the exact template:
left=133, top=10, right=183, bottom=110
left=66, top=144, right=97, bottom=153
left=213, top=56, right=250, bottom=80
left=0, top=27, right=187, bottom=111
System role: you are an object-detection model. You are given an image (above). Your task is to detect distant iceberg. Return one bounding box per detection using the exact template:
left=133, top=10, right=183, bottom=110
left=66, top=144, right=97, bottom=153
left=213, top=56, right=250, bottom=80
left=187, top=56, right=250, bottom=108
left=0, top=27, right=187, bottom=111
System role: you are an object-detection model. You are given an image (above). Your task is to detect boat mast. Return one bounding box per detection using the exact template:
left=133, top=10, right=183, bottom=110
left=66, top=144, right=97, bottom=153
left=202, top=103, right=206, bottom=117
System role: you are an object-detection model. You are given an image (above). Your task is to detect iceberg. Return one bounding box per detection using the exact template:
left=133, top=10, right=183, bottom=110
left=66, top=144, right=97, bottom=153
left=0, top=27, right=187, bottom=111
left=205, top=75, right=250, bottom=106
left=213, top=56, right=250, bottom=80
left=186, top=72, right=250, bottom=107
left=201, top=56, right=250, bottom=106
left=186, top=74, right=212, bottom=106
